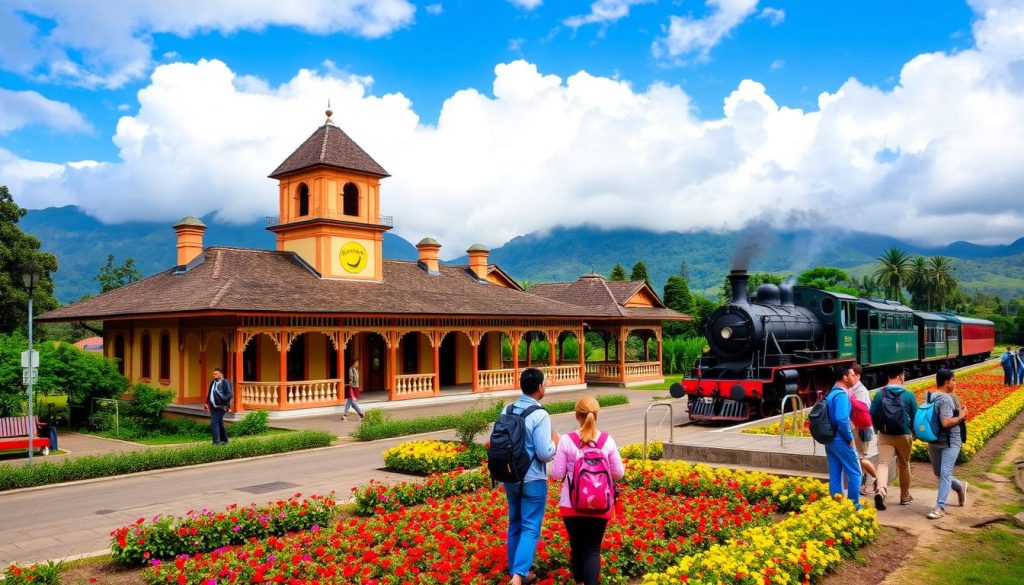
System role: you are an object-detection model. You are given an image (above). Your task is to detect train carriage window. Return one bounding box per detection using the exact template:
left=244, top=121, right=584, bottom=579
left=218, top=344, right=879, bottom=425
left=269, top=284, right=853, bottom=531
left=870, top=314, right=880, bottom=329
left=858, top=310, right=869, bottom=329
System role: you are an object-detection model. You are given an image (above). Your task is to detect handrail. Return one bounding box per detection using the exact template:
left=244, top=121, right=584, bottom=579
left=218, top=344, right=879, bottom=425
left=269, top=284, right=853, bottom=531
left=643, top=402, right=674, bottom=461
left=779, top=394, right=804, bottom=448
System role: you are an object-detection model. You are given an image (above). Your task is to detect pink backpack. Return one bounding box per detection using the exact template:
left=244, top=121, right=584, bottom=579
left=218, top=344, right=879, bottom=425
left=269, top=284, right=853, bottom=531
left=567, top=432, right=614, bottom=513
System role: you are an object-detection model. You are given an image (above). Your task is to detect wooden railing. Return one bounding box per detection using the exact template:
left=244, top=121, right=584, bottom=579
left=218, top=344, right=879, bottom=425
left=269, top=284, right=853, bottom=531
left=584, top=361, right=662, bottom=382
left=242, top=379, right=343, bottom=409
left=624, top=361, right=661, bottom=379
left=477, top=368, right=516, bottom=391
left=395, top=373, right=435, bottom=398
left=536, top=365, right=582, bottom=385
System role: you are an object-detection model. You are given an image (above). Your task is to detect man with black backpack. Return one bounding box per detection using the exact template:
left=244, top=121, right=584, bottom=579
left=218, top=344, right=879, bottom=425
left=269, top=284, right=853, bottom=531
left=869, top=365, right=918, bottom=511
left=489, top=368, right=558, bottom=585
left=822, top=363, right=862, bottom=509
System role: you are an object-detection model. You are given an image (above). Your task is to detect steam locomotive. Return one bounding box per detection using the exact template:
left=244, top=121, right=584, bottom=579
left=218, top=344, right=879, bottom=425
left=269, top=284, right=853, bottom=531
left=669, top=269, right=996, bottom=422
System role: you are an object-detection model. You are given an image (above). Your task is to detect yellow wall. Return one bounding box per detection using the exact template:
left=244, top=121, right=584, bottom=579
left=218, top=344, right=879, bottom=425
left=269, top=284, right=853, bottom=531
left=418, top=333, right=433, bottom=374
left=184, top=335, right=201, bottom=399
left=307, top=334, right=328, bottom=379
left=283, top=238, right=317, bottom=266
left=328, top=236, right=377, bottom=280
left=259, top=334, right=280, bottom=381
left=484, top=332, right=502, bottom=369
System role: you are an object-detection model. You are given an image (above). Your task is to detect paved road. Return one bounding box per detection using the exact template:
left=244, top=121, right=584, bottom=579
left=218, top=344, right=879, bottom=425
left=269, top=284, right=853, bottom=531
left=0, top=391, right=690, bottom=565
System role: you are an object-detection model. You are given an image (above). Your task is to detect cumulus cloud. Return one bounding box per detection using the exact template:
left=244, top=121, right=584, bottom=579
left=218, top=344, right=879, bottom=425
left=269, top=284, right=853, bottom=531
left=0, top=89, right=92, bottom=134
left=6, top=2, right=1024, bottom=250
left=653, top=0, right=759, bottom=63
left=426, top=3, right=443, bottom=16
left=758, top=7, right=785, bottom=26
left=0, top=0, right=416, bottom=89
left=508, top=0, right=543, bottom=9
left=564, top=0, right=654, bottom=29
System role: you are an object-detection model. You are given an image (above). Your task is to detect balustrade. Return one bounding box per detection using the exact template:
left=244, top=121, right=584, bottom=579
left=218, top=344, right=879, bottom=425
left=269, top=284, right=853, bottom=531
left=241, top=383, right=280, bottom=407
left=242, top=379, right=342, bottom=409
left=477, top=368, right=516, bottom=391
left=286, top=379, right=340, bottom=405
left=625, top=361, right=662, bottom=378
left=395, top=373, right=435, bottom=397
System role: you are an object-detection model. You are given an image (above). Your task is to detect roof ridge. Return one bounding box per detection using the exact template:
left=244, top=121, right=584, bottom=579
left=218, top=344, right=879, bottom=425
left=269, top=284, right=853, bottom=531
left=209, top=278, right=233, bottom=308
left=319, top=124, right=330, bottom=162
left=598, top=277, right=627, bottom=316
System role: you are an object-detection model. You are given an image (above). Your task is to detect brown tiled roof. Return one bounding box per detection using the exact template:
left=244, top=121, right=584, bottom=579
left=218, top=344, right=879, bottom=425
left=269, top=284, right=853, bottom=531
left=269, top=122, right=390, bottom=179
left=38, top=247, right=612, bottom=322
left=530, top=275, right=690, bottom=321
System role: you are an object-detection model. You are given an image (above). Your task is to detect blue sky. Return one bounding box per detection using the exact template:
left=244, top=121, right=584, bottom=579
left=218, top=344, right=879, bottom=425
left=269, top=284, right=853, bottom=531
left=1, top=0, right=1021, bottom=252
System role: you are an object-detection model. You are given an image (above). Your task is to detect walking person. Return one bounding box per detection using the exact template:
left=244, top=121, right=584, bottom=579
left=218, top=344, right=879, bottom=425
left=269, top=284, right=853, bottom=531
left=1001, top=348, right=1015, bottom=386
left=824, top=363, right=862, bottom=508
left=500, top=368, right=558, bottom=585
left=203, top=367, right=232, bottom=445
left=847, top=364, right=878, bottom=495
left=550, top=396, right=625, bottom=585
left=1016, top=348, right=1024, bottom=386
left=342, top=361, right=364, bottom=421
left=927, top=368, right=969, bottom=519
left=870, top=366, right=917, bottom=510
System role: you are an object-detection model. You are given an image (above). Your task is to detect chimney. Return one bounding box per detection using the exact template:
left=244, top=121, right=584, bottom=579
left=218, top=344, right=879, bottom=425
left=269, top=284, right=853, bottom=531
left=466, top=243, right=489, bottom=280
left=416, top=237, right=441, bottom=275
left=173, top=216, right=207, bottom=266
left=779, top=283, right=795, bottom=306
left=728, top=269, right=749, bottom=306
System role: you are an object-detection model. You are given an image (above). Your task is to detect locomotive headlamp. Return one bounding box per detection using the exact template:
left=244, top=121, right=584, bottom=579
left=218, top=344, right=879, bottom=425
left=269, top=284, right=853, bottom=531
left=720, top=326, right=733, bottom=339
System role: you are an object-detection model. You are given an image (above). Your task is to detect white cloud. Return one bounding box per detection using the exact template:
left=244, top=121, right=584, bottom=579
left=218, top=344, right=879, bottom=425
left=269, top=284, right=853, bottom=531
left=0, top=89, right=92, bottom=134
left=769, top=59, right=784, bottom=71
left=653, top=0, right=759, bottom=63
left=564, top=0, right=653, bottom=29
left=426, top=3, right=443, bottom=15
left=508, top=0, right=542, bottom=10
left=508, top=38, right=526, bottom=52
left=0, top=0, right=417, bottom=89
left=6, top=3, right=1024, bottom=250
left=758, top=7, right=785, bottom=26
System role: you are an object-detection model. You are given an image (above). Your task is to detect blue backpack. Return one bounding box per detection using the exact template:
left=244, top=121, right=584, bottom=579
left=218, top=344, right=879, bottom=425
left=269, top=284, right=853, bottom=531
left=913, top=392, right=942, bottom=443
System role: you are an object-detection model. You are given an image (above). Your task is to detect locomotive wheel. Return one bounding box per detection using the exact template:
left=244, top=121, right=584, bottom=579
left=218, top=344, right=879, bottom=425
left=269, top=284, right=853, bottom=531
left=759, top=398, right=779, bottom=419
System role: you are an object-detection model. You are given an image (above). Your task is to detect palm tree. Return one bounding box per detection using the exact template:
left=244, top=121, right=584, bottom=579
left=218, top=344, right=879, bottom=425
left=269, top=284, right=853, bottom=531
left=908, top=256, right=930, bottom=309
left=857, top=275, right=880, bottom=298
left=927, top=256, right=959, bottom=311
left=874, top=247, right=912, bottom=303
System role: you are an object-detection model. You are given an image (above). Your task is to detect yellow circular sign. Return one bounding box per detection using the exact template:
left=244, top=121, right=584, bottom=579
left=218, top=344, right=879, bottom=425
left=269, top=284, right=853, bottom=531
left=339, top=242, right=368, bottom=273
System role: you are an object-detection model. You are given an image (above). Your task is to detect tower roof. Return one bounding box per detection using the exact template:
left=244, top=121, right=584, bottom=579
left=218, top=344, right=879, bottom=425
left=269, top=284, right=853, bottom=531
left=269, top=113, right=390, bottom=179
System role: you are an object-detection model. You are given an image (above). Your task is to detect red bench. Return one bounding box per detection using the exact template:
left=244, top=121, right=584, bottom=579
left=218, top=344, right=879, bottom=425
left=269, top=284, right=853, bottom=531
left=0, top=416, right=51, bottom=455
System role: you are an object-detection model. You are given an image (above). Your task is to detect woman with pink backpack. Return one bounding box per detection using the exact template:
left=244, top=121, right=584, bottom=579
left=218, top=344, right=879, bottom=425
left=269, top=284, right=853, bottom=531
left=549, top=396, right=626, bottom=585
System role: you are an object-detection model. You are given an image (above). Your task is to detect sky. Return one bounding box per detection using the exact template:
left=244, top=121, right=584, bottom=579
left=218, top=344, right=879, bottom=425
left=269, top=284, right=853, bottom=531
left=1, top=0, right=1022, bottom=256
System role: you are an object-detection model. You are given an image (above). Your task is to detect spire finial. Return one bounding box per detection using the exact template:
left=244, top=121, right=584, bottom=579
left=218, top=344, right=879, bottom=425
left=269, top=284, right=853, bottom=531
left=325, top=99, right=334, bottom=125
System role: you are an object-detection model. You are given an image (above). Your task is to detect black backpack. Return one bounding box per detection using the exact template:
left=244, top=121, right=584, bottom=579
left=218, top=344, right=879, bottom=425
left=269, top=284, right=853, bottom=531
left=873, top=386, right=907, bottom=435
left=809, top=389, right=841, bottom=444
left=487, top=404, right=544, bottom=484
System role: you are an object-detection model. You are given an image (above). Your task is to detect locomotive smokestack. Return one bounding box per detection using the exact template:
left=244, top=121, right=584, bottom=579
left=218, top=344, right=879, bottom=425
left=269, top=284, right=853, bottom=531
left=728, top=269, right=749, bottom=306
left=779, top=283, right=794, bottom=306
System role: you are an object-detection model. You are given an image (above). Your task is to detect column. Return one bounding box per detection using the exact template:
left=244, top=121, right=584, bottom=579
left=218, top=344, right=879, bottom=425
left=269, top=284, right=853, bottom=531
left=526, top=333, right=533, bottom=366
left=471, top=333, right=480, bottom=392
left=199, top=347, right=207, bottom=404
left=656, top=331, right=664, bottom=377
left=387, top=333, right=398, bottom=401
left=643, top=332, right=650, bottom=362
left=432, top=333, right=441, bottom=396
left=578, top=329, right=586, bottom=384
left=279, top=333, right=288, bottom=408
left=618, top=328, right=627, bottom=383
left=336, top=336, right=345, bottom=402
left=233, top=331, right=245, bottom=413
left=511, top=332, right=521, bottom=378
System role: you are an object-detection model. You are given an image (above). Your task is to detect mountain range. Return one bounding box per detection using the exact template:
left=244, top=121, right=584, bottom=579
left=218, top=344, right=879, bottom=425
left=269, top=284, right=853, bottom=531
left=20, top=206, right=1024, bottom=304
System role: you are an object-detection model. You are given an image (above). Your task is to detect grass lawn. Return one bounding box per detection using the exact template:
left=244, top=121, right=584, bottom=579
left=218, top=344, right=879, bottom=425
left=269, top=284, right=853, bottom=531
left=897, top=524, right=1024, bottom=585
left=630, top=374, right=683, bottom=390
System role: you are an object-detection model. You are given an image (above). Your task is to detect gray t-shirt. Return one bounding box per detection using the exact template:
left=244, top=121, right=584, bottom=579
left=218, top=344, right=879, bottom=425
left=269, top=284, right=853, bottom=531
left=933, top=391, right=961, bottom=447
left=348, top=366, right=360, bottom=388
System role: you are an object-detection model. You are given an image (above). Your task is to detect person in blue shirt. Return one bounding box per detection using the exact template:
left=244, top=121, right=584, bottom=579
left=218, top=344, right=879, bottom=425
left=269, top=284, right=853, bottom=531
left=1017, top=348, right=1024, bottom=385
left=503, top=368, right=559, bottom=585
left=825, top=363, right=862, bottom=509
left=1001, top=348, right=1014, bottom=385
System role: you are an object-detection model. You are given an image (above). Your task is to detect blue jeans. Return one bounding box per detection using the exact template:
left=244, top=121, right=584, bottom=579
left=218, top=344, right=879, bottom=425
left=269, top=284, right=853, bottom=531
left=825, top=438, right=862, bottom=508
left=928, top=443, right=963, bottom=510
left=343, top=397, right=363, bottom=416
left=504, top=480, right=548, bottom=578
left=210, top=407, right=228, bottom=445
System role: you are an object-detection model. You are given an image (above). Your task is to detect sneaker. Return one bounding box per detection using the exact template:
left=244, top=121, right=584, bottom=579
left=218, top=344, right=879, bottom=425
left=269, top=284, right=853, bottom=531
left=927, top=507, right=946, bottom=520
left=341, top=415, right=348, bottom=421
left=899, top=495, right=914, bottom=505
left=874, top=491, right=887, bottom=511
left=958, top=481, right=969, bottom=507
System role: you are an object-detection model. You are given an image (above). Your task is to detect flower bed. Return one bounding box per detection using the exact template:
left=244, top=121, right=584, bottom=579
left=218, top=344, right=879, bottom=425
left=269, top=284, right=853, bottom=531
left=110, top=493, right=336, bottom=565
left=619, top=439, right=663, bottom=460
left=741, top=362, right=1024, bottom=462
left=642, top=496, right=877, bottom=584
left=352, top=468, right=490, bottom=515
left=382, top=439, right=487, bottom=474
left=1, top=561, right=62, bottom=585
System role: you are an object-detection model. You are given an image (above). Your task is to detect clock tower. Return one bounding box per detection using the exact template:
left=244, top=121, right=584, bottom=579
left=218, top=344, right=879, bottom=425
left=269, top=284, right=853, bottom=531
left=267, top=109, right=391, bottom=281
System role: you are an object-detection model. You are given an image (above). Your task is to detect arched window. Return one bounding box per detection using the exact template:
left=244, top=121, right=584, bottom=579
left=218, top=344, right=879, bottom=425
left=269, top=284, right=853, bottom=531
left=140, top=332, right=152, bottom=380
left=113, top=335, right=126, bottom=376
left=298, top=183, right=310, bottom=217
left=159, top=331, right=171, bottom=381
left=343, top=182, right=359, bottom=216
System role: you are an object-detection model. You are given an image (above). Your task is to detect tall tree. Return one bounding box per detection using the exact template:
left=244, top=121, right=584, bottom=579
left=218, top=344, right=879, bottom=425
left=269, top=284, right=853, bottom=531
left=609, top=263, right=627, bottom=281
left=873, top=247, right=912, bottom=303
left=96, top=254, right=143, bottom=293
left=0, top=186, right=59, bottom=334
left=927, top=256, right=959, bottom=311
left=630, top=260, right=651, bottom=286
left=662, top=275, right=694, bottom=337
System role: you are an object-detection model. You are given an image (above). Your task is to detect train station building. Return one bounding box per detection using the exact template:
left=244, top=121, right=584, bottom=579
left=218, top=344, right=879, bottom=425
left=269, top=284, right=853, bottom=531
left=39, top=110, right=688, bottom=416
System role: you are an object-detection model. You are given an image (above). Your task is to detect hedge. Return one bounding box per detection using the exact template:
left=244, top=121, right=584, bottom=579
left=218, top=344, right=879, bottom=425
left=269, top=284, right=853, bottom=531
left=352, top=394, right=629, bottom=442
left=0, top=431, right=334, bottom=491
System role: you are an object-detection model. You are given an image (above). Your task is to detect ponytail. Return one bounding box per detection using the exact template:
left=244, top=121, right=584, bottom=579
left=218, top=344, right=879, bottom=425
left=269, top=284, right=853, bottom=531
left=579, top=411, right=597, bottom=443
left=574, top=395, right=600, bottom=443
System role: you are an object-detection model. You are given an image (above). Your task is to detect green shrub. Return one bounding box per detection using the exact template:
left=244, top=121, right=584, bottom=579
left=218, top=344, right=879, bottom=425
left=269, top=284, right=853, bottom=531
left=545, top=394, right=628, bottom=415
left=0, top=431, right=334, bottom=491
left=231, top=410, right=270, bottom=436
left=2, top=561, right=62, bottom=584
left=452, top=402, right=498, bottom=444
left=125, top=383, right=174, bottom=430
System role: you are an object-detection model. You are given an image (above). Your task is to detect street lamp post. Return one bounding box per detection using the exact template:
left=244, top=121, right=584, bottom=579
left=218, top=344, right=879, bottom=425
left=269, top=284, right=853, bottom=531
left=23, top=263, right=40, bottom=464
